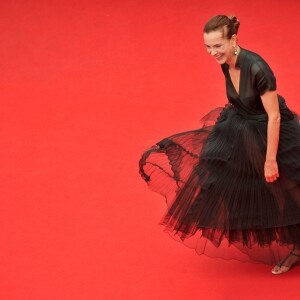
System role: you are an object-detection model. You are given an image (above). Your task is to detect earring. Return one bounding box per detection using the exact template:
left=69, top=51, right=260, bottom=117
left=234, top=47, right=238, bottom=56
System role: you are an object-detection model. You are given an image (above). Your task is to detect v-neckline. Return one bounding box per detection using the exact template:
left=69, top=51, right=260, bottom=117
left=228, top=68, right=241, bottom=98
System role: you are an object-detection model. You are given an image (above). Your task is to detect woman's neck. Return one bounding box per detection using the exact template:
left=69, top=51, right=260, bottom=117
left=228, top=46, right=241, bottom=69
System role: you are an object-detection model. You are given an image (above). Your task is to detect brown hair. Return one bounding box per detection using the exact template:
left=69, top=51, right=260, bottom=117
left=204, top=15, right=240, bottom=39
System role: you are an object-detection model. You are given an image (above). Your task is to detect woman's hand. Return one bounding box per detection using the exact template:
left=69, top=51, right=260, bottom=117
left=264, top=159, right=279, bottom=183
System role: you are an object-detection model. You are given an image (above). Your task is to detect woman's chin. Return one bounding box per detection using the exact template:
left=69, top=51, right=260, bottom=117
left=215, top=60, right=223, bottom=64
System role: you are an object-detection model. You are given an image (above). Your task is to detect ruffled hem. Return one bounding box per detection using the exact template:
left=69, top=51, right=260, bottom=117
left=161, top=224, right=298, bottom=265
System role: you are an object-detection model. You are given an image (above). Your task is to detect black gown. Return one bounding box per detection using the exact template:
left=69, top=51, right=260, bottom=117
left=138, top=47, right=300, bottom=265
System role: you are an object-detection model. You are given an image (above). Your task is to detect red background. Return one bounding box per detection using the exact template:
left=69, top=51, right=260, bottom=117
left=0, top=0, right=299, bottom=299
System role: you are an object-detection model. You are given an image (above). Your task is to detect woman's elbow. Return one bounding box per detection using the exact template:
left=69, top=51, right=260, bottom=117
left=268, top=112, right=281, bottom=122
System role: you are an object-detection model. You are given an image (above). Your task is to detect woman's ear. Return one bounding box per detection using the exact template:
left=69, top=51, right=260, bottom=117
left=231, top=34, right=238, bottom=47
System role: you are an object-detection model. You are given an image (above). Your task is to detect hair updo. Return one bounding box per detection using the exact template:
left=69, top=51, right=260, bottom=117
left=204, top=15, right=240, bottom=39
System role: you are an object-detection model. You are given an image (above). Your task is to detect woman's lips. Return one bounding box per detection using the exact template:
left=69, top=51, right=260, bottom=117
left=215, top=54, right=223, bottom=60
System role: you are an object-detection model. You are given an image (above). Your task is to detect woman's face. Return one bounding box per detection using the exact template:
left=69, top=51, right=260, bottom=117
left=203, top=30, right=236, bottom=65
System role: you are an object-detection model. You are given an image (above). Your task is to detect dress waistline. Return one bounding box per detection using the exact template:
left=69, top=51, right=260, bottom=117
left=227, top=103, right=295, bottom=122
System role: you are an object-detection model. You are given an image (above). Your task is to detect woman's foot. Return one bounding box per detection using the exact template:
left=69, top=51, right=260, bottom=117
left=271, top=250, right=300, bottom=275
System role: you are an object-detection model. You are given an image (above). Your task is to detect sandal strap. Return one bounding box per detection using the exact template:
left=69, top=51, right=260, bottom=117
left=278, top=252, right=293, bottom=267
left=290, top=251, right=300, bottom=257
left=274, top=251, right=300, bottom=269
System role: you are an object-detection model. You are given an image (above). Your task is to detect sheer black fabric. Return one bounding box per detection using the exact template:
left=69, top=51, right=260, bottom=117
left=139, top=47, right=300, bottom=265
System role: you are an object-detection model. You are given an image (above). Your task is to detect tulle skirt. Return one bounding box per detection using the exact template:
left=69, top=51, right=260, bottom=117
left=139, top=102, right=300, bottom=265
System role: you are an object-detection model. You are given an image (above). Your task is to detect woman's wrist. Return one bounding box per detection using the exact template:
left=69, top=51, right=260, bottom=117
left=265, top=158, right=277, bottom=163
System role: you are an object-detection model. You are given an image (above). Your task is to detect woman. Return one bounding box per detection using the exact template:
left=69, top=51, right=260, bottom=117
left=139, top=15, right=300, bottom=275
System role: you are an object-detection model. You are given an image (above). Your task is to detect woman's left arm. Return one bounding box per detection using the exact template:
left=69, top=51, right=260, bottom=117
left=261, top=90, right=280, bottom=183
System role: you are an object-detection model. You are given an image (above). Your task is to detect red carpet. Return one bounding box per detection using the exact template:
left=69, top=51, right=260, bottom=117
left=0, top=0, right=299, bottom=299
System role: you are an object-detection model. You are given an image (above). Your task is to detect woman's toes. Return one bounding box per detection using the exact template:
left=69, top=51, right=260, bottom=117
left=271, top=265, right=281, bottom=273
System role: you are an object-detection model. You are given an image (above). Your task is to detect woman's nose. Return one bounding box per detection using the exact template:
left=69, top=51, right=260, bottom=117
left=210, top=49, right=217, bottom=56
